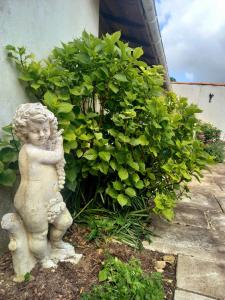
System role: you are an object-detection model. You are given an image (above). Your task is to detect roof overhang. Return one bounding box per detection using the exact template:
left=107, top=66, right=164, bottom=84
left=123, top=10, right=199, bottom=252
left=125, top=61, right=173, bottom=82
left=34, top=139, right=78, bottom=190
left=99, top=0, right=170, bottom=89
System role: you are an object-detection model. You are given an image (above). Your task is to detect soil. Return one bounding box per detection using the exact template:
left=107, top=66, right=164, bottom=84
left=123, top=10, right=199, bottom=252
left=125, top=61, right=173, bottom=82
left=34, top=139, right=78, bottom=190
left=0, top=225, right=176, bottom=300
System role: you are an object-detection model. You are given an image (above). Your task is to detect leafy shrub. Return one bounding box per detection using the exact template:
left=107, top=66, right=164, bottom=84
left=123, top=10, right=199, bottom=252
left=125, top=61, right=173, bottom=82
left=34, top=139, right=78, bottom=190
left=204, top=141, right=224, bottom=163
left=5, top=32, right=212, bottom=223
left=197, top=122, right=224, bottom=163
left=0, top=125, right=19, bottom=187
left=198, top=121, right=221, bottom=143
left=81, top=256, right=164, bottom=300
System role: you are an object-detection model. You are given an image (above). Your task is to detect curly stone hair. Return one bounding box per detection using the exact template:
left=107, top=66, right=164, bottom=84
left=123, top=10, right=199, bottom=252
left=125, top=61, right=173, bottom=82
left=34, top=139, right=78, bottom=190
left=12, top=102, right=58, bottom=147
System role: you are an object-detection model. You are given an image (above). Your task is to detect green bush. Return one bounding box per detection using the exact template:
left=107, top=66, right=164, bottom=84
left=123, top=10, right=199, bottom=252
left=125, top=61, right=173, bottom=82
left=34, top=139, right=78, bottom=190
left=204, top=141, right=224, bottom=163
left=197, top=122, right=224, bottom=163
left=198, top=121, right=221, bottom=143
left=5, top=32, right=212, bottom=223
left=81, top=256, right=164, bottom=300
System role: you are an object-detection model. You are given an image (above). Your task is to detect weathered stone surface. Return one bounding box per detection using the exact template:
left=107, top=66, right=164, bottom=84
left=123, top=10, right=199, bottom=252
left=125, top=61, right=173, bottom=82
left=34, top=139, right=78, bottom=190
left=190, top=182, right=222, bottom=194
left=174, top=289, right=215, bottom=300
left=1, top=103, right=81, bottom=282
left=214, top=190, right=225, bottom=212
left=176, top=255, right=225, bottom=299
left=144, top=219, right=225, bottom=262
left=181, top=192, right=221, bottom=211
left=208, top=211, right=225, bottom=232
left=208, top=163, right=225, bottom=176
left=173, top=204, right=208, bottom=228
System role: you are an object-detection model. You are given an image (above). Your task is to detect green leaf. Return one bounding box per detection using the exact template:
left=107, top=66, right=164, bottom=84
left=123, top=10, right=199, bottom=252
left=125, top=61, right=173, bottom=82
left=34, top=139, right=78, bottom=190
left=58, top=102, right=73, bottom=113
left=106, top=186, right=118, bottom=199
left=94, top=132, right=103, bottom=140
left=117, top=194, right=129, bottom=207
left=135, top=180, right=144, bottom=189
left=63, top=129, right=76, bottom=141
left=110, top=31, right=121, bottom=43
left=98, top=161, right=109, bottom=174
left=98, top=269, right=108, bottom=282
left=0, top=169, right=16, bottom=187
left=127, top=160, right=139, bottom=171
left=110, top=160, right=116, bottom=171
left=43, top=91, right=58, bottom=108
left=99, top=151, right=111, bottom=162
left=0, top=148, right=17, bottom=163
left=125, top=187, right=136, bottom=197
left=31, top=83, right=40, bottom=90
left=19, top=74, right=33, bottom=82
left=6, top=44, right=16, bottom=51
left=133, top=47, right=143, bottom=59
left=76, top=149, right=83, bottom=158
left=132, top=173, right=139, bottom=183
left=2, top=124, right=12, bottom=133
left=83, top=149, right=97, bottom=160
left=113, top=73, right=128, bottom=82
left=79, top=134, right=93, bottom=141
left=108, top=82, right=119, bottom=93
left=138, top=135, right=149, bottom=146
left=118, top=168, right=129, bottom=181
left=113, top=180, right=123, bottom=191
left=162, top=209, right=174, bottom=221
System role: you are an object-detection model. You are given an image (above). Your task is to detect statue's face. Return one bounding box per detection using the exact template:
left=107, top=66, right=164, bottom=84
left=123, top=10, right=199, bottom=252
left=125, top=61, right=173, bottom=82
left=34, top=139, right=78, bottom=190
left=27, top=120, right=51, bottom=146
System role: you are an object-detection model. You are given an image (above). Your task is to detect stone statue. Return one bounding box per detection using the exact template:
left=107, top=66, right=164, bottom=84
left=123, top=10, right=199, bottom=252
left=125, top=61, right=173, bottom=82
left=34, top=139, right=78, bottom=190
left=1, top=103, right=81, bottom=282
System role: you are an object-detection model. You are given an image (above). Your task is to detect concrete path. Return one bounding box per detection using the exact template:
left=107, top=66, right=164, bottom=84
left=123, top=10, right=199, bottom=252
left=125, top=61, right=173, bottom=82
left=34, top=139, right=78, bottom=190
left=143, top=163, right=225, bottom=300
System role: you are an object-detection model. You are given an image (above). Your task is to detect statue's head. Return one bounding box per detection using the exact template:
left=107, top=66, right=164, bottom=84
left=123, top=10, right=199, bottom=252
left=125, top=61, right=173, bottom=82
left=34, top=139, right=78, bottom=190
left=12, top=103, right=58, bottom=146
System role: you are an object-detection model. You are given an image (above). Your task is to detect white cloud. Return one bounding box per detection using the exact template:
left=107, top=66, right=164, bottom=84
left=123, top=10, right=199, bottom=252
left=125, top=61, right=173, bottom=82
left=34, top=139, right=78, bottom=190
left=156, top=0, right=225, bottom=82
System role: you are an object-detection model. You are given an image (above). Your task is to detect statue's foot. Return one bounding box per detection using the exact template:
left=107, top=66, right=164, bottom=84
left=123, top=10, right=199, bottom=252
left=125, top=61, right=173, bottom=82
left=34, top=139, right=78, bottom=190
left=51, top=240, right=74, bottom=251
left=41, top=258, right=57, bottom=269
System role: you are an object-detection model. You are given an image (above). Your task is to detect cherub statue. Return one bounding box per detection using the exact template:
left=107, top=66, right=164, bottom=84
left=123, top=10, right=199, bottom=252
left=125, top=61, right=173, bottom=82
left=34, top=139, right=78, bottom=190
left=1, top=103, right=81, bottom=281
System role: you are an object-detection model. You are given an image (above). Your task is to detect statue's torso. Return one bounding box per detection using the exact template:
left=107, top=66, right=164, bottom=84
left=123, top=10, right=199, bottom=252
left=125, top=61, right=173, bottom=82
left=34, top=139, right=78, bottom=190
left=14, top=146, right=59, bottom=214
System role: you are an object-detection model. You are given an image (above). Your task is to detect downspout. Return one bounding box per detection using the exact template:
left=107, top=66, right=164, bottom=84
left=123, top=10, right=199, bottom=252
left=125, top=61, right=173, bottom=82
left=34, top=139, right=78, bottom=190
left=140, top=0, right=171, bottom=90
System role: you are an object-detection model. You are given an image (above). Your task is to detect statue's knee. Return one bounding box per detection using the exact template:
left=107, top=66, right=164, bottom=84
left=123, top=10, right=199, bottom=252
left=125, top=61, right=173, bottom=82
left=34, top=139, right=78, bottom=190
left=62, top=213, right=73, bottom=229
left=55, top=211, right=73, bottom=230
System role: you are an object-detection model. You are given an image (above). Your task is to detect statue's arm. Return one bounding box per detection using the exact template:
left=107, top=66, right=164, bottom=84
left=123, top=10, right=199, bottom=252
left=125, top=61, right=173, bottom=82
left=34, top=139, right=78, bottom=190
left=25, top=137, right=64, bottom=164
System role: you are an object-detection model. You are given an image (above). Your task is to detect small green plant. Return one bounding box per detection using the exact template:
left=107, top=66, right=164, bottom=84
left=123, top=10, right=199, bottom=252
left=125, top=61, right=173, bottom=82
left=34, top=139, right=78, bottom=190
left=24, top=272, right=31, bottom=282
left=81, top=256, right=164, bottom=300
left=77, top=200, right=152, bottom=249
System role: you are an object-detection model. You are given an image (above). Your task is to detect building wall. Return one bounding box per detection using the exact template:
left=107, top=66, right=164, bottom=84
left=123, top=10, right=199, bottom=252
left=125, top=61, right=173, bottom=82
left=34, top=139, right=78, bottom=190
left=0, top=0, right=99, bottom=255
left=0, top=0, right=99, bottom=130
left=172, top=83, right=225, bottom=139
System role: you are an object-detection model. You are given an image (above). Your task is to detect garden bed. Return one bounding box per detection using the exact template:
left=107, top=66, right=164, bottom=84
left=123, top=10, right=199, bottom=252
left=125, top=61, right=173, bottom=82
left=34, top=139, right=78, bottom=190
left=0, top=225, right=176, bottom=300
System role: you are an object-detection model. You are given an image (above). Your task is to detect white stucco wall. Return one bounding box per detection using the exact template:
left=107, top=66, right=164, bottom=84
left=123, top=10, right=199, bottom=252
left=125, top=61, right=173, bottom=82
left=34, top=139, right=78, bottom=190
left=0, top=0, right=99, bottom=130
left=172, top=83, right=225, bottom=139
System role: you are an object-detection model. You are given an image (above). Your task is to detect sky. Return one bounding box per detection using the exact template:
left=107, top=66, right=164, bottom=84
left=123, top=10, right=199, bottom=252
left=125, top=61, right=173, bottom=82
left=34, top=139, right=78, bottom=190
left=155, top=0, right=225, bottom=82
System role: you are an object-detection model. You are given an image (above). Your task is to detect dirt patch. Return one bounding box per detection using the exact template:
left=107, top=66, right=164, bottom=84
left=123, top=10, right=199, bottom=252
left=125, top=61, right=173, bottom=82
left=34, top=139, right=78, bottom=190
left=0, top=225, right=176, bottom=300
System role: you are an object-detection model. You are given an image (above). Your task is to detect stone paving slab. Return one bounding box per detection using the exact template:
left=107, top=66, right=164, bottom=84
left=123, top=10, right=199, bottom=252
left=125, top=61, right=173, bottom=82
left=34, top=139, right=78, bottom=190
left=190, top=182, right=222, bottom=194
left=174, top=289, right=216, bottom=300
left=144, top=218, right=225, bottom=263
left=176, top=255, right=225, bottom=299
left=180, top=193, right=222, bottom=212
left=207, top=211, right=225, bottom=232
left=174, top=204, right=209, bottom=228
left=214, top=190, right=225, bottom=212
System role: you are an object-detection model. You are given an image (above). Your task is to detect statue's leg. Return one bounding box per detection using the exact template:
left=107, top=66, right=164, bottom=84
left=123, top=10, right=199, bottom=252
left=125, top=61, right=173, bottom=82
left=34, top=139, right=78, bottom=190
left=49, top=208, right=73, bottom=249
